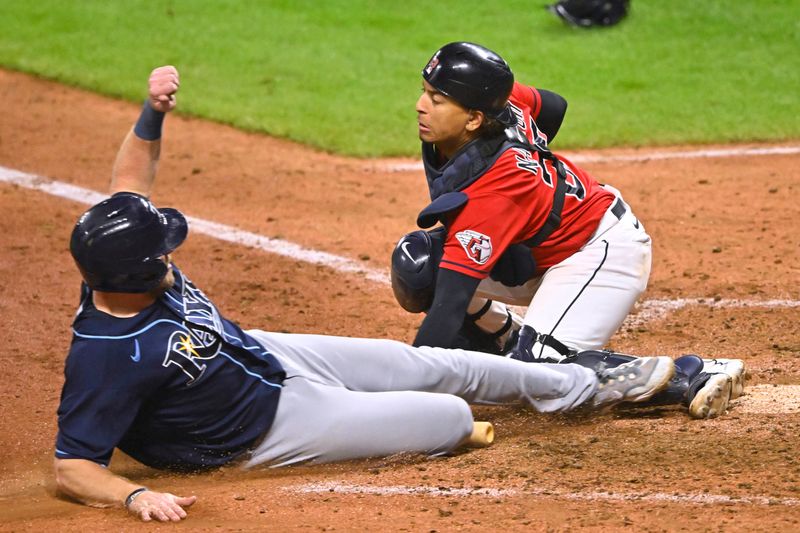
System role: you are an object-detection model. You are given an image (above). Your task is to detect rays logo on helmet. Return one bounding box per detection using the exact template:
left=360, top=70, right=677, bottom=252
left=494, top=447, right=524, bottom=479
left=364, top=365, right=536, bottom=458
left=455, top=230, right=492, bottom=265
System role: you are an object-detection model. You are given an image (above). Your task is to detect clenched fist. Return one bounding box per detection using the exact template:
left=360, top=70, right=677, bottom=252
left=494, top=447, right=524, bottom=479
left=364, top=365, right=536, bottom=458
left=148, top=65, right=180, bottom=113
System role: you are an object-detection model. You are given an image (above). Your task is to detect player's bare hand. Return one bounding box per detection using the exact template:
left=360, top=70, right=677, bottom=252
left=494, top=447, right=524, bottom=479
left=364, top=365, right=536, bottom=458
left=127, top=490, right=196, bottom=522
left=148, top=65, right=180, bottom=113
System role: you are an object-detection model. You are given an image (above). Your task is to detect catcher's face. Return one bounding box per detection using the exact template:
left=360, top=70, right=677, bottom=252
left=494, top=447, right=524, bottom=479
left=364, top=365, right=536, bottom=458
left=417, top=80, right=483, bottom=159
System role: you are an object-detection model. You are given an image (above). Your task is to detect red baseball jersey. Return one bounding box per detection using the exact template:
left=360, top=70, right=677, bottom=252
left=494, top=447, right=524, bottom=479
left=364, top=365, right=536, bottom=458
left=440, top=83, right=615, bottom=279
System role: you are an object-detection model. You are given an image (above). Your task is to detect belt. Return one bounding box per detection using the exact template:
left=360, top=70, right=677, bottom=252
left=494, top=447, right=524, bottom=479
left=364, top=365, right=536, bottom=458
left=610, top=197, right=627, bottom=220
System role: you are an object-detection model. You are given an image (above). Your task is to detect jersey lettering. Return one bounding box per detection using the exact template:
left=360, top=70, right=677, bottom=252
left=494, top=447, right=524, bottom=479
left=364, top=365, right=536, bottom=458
left=163, top=331, right=208, bottom=385
left=162, top=328, right=222, bottom=386
left=564, top=167, right=586, bottom=200
left=182, top=281, right=224, bottom=334
left=509, top=102, right=526, bottom=132
left=527, top=118, right=549, bottom=150
left=512, top=148, right=541, bottom=175
left=540, top=159, right=555, bottom=188
left=536, top=159, right=586, bottom=200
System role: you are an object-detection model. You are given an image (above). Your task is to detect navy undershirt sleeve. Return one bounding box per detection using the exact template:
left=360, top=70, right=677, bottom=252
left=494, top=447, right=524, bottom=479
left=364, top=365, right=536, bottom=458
left=536, top=89, right=568, bottom=142
left=413, top=268, right=481, bottom=349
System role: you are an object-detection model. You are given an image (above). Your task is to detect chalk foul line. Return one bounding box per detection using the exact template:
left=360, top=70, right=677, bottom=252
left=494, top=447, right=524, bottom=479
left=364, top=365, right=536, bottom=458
left=623, top=297, right=800, bottom=330
left=2, top=165, right=798, bottom=321
left=0, top=165, right=389, bottom=285
left=287, top=481, right=800, bottom=507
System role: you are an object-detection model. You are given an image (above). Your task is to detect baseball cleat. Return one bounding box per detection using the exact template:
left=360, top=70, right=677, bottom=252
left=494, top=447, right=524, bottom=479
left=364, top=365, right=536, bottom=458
left=702, top=358, right=746, bottom=399
left=592, top=356, right=675, bottom=409
left=687, top=373, right=732, bottom=419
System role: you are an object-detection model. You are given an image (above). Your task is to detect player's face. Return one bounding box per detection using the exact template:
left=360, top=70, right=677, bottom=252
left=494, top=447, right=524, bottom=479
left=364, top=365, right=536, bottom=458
left=417, top=80, right=480, bottom=158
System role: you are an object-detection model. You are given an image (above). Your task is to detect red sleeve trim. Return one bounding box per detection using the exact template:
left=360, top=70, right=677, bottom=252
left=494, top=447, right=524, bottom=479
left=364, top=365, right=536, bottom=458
left=529, top=86, right=542, bottom=120
left=440, top=259, right=489, bottom=279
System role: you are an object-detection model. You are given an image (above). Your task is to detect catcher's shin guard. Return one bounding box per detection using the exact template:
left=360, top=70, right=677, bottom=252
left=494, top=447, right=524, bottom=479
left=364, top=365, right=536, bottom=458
left=643, top=354, right=704, bottom=407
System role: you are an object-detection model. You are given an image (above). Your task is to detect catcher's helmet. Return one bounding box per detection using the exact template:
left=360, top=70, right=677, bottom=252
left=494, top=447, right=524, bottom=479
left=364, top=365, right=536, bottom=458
left=422, top=42, right=514, bottom=122
left=390, top=228, right=445, bottom=313
left=70, top=192, right=188, bottom=293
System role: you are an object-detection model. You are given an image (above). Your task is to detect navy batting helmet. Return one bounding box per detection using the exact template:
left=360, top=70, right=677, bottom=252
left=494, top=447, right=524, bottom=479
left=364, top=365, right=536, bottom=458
left=70, top=192, right=188, bottom=293
left=422, top=42, right=515, bottom=122
left=390, top=228, right=445, bottom=313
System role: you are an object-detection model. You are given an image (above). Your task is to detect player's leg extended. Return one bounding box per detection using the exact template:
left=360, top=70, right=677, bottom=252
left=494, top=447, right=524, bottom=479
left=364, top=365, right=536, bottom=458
left=245, top=377, right=474, bottom=467
left=247, top=330, right=597, bottom=413
left=521, top=202, right=651, bottom=360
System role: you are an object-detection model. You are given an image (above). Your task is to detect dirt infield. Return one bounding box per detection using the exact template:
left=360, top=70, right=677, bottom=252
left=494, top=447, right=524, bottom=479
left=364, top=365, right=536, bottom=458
left=1, top=68, right=799, bottom=531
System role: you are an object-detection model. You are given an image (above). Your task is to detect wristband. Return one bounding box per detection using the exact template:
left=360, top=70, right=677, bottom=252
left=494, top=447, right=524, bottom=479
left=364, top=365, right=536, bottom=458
left=124, top=487, right=148, bottom=508
left=133, top=100, right=165, bottom=141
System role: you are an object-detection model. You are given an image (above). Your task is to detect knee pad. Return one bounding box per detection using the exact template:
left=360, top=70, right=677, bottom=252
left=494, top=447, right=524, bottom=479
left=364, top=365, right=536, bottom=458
left=390, top=228, right=445, bottom=313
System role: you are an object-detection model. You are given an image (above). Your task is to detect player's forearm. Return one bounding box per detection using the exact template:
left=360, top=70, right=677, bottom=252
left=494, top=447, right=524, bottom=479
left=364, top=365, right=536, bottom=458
left=53, top=457, right=142, bottom=508
left=109, top=128, right=161, bottom=197
left=109, top=66, right=178, bottom=197
left=414, top=269, right=481, bottom=348
left=414, top=307, right=463, bottom=348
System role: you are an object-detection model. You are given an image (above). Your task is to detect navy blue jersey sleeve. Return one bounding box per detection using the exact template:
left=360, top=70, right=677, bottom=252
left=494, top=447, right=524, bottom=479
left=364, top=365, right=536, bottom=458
left=413, top=268, right=481, bottom=349
left=535, top=89, right=567, bottom=142
left=55, top=337, right=165, bottom=465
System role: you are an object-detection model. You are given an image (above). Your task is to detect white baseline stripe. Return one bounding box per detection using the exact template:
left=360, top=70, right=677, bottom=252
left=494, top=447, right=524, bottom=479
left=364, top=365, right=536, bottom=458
left=381, top=145, right=800, bottom=172
left=0, top=166, right=389, bottom=284
left=288, top=482, right=800, bottom=507
left=623, top=297, right=800, bottom=329
left=2, top=165, right=798, bottom=317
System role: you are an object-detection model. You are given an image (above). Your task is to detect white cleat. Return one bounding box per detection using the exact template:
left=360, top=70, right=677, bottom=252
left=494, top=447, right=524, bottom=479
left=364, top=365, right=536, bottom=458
left=592, top=356, right=675, bottom=409
left=702, top=358, right=746, bottom=399
left=688, top=373, right=732, bottom=419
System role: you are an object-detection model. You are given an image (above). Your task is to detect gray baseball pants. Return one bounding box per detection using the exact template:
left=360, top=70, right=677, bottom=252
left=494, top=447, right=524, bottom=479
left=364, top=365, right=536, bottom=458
left=244, top=331, right=597, bottom=468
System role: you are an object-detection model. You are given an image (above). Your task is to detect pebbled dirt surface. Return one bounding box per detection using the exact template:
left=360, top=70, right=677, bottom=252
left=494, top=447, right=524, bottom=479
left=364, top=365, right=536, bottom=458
left=1, top=69, right=799, bottom=531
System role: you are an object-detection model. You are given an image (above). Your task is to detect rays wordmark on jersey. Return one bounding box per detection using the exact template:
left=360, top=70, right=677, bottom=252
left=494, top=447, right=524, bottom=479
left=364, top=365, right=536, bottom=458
left=162, top=276, right=224, bottom=385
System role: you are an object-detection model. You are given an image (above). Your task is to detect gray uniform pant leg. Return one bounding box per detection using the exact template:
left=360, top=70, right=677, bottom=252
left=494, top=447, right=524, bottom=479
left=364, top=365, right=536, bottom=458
left=245, top=332, right=597, bottom=468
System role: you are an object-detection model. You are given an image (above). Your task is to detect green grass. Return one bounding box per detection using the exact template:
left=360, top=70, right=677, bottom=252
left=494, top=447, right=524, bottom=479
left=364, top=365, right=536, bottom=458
left=0, top=0, right=798, bottom=156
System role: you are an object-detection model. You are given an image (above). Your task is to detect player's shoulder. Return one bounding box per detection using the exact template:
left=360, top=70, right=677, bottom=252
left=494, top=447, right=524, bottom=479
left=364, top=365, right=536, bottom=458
left=461, top=155, right=535, bottom=207
left=509, top=82, right=540, bottom=114
left=70, top=298, right=180, bottom=358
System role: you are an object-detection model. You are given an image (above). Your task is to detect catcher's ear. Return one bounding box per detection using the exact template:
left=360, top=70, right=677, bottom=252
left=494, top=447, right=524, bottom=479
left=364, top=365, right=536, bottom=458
left=465, top=110, right=486, bottom=132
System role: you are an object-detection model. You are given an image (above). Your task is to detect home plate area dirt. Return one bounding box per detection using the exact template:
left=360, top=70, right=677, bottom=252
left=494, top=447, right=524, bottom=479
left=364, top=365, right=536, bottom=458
left=1, top=69, right=799, bottom=531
